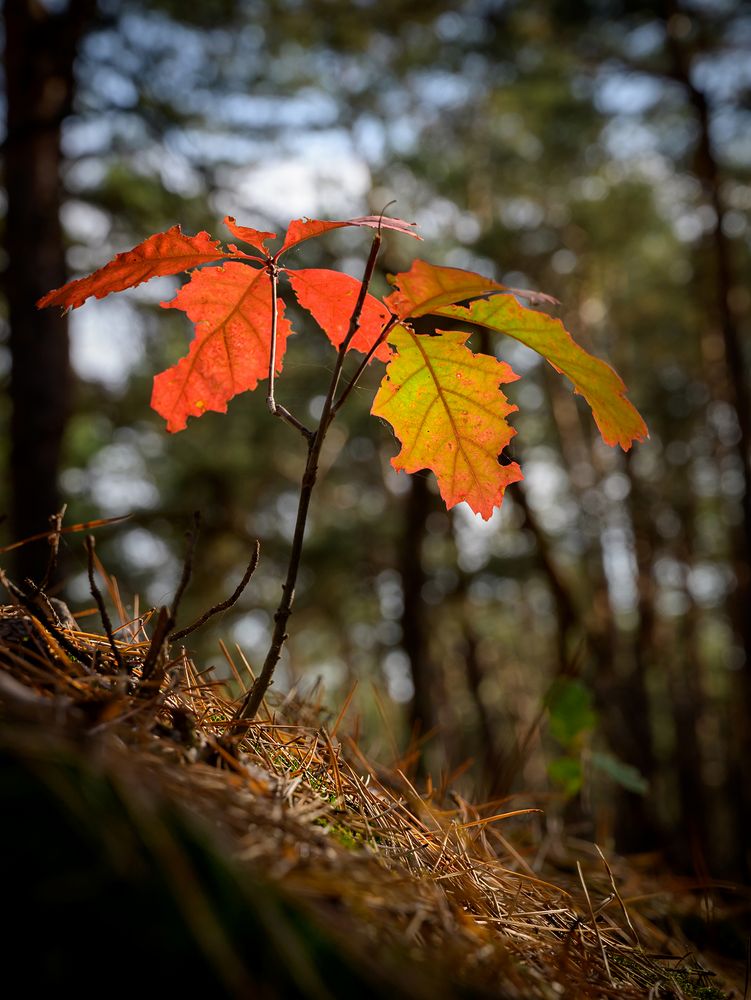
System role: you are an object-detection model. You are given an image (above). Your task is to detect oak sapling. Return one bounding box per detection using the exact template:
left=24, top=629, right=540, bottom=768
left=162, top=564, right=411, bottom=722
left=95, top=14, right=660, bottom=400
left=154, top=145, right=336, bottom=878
left=39, top=213, right=647, bottom=720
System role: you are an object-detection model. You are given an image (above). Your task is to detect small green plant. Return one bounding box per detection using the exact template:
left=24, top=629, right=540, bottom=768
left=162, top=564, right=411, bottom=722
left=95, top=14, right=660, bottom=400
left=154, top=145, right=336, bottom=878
left=547, top=677, right=649, bottom=797
left=39, top=212, right=646, bottom=719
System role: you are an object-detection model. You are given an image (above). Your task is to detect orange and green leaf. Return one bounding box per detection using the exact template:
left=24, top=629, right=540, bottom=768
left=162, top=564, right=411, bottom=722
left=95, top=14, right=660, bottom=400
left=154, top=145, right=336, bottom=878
left=152, top=262, right=292, bottom=432
left=372, top=326, right=523, bottom=519
left=434, top=295, right=647, bottom=450
left=287, top=268, right=391, bottom=361
left=386, top=260, right=558, bottom=318
left=385, top=260, right=506, bottom=319
left=36, top=226, right=233, bottom=310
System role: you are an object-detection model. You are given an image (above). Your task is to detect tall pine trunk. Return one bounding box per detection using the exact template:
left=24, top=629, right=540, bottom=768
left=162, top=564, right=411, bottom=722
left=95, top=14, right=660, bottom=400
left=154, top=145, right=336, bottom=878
left=3, top=1, right=94, bottom=583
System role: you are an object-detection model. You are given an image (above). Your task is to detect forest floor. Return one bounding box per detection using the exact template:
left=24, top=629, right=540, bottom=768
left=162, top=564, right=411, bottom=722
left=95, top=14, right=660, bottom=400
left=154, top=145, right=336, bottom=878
left=0, top=598, right=746, bottom=999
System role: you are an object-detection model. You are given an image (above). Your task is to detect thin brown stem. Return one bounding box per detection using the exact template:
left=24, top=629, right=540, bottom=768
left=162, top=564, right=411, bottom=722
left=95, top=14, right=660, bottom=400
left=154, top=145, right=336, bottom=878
left=332, top=315, right=398, bottom=418
left=170, top=539, right=260, bottom=642
left=85, top=534, right=127, bottom=674
left=140, top=513, right=201, bottom=686
left=169, top=511, right=200, bottom=626
left=31, top=505, right=67, bottom=594
left=234, top=231, right=384, bottom=723
left=140, top=606, right=171, bottom=686
left=340, top=232, right=382, bottom=352
left=273, top=403, right=314, bottom=441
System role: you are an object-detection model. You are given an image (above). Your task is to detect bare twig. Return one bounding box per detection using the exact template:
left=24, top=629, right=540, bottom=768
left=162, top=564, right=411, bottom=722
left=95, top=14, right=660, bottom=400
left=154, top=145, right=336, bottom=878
left=331, top=314, right=398, bottom=417
left=140, top=606, right=172, bottom=684
left=338, top=228, right=383, bottom=355
left=85, top=535, right=127, bottom=674
left=27, top=505, right=67, bottom=594
left=169, top=511, right=200, bottom=625
left=271, top=403, right=314, bottom=440
left=141, top=512, right=201, bottom=685
left=170, top=539, right=260, bottom=642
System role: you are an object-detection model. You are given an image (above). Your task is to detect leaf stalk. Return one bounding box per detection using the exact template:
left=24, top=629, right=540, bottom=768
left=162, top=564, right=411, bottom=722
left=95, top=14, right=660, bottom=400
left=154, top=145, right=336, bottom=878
left=265, top=262, right=314, bottom=441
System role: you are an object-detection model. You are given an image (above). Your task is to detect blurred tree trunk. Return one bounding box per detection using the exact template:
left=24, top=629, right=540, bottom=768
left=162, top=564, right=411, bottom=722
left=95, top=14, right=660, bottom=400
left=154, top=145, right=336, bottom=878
left=400, top=472, right=438, bottom=752
left=449, top=519, right=505, bottom=795
left=3, top=0, right=95, bottom=583
left=513, top=485, right=580, bottom=672
left=664, top=6, right=751, bottom=876
left=670, top=599, right=710, bottom=871
left=604, top=456, right=660, bottom=854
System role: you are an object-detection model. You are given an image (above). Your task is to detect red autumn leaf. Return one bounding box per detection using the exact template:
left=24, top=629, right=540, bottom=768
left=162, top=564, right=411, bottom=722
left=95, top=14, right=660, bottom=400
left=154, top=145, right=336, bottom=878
left=152, top=262, right=292, bottom=432
left=372, top=326, right=523, bottom=519
left=276, top=215, right=420, bottom=257
left=433, top=294, right=648, bottom=451
left=36, top=226, right=233, bottom=310
left=287, top=268, right=392, bottom=361
left=224, top=215, right=277, bottom=256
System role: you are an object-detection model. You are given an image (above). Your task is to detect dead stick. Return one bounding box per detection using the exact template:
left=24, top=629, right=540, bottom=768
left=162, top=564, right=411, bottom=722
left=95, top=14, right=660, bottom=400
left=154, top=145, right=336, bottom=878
left=169, top=511, right=200, bottom=626
left=85, top=535, right=127, bottom=674
left=140, top=606, right=171, bottom=684
left=170, top=539, right=260, bottom=642
left=27, top=505, right=67, bottom=594
left=141, top=512, right=201, bottom=684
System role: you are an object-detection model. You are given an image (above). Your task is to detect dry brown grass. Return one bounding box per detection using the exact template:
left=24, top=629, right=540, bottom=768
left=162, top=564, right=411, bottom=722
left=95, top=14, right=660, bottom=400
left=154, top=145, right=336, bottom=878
left=0, top=601, right=737, bottom=998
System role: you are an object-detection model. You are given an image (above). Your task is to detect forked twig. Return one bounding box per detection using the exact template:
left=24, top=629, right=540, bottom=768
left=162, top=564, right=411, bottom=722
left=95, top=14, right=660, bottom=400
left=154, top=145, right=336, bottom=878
left=85, top=535, right=127, bottom=674
left=332, top=314, right=399, bottom=417
left=170, top=511, right=200, bottom=625
left=170, top=539, right=260, bottom=642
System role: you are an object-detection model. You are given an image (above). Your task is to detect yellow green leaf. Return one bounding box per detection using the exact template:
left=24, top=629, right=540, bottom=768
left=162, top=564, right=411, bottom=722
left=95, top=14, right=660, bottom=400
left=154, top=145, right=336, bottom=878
left=372, top=326, right=523, bottom=519
left=434, top=295, right=647, bottom=450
